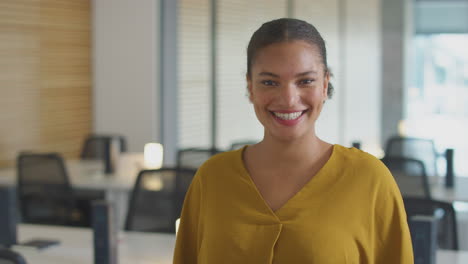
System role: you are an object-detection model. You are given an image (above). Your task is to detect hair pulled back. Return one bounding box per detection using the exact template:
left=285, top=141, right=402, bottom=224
left=247, top=18, right=334, bottom=98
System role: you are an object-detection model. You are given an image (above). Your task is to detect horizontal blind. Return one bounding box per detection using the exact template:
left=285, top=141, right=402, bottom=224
left=216, top=0, right=287, bottom=149
left=0, top=0, right=91, bottom=168
left=177, top=0, right=212, bottom=149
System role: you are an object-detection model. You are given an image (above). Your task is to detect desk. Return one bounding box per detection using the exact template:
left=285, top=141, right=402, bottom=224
left=14, top=224, right=175, bottom=264
left=0, top=153, right=149, bottom=229
left=0, top=153, right=145, bottom=191
left=438, top=249, right=468, bottom=263
left=12, top=224, right=468, bottom=264
left=428, top=177, right=468, bottom=250
left=431, top=176, right=468, bottom=202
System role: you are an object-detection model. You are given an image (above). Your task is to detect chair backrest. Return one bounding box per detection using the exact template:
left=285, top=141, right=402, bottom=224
left=16, top=153, right=75, bottom=225
left=0, top=186, right=18, bottom=247
left=0, top=249, right=27, bottom=264
left=125, top=168, right=197, bottom=233
left=230, top=140, right=257, bottom=150
left=385, top=136, right=438, bottom=177
left=80, top=135, right=127, bottom=161
left=176, top=148, right=221, bottom=169
left=403, top=197, right=458, bottom=250
left=381, top=156, right=431, bottom=199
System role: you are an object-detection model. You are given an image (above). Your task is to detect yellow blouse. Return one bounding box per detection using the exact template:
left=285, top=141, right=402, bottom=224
left=173, top=144, right=413, bottom=263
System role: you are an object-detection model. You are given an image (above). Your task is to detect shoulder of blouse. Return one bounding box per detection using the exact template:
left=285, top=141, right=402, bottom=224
left=333, top=144, right=395, bottom=190
left=195, top=147, right=244, bottom=180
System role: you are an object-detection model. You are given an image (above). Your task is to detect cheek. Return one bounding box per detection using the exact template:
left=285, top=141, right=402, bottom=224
left=251, top=90, right=272, bottom=105
left=302, top=89, right=325, bottom=102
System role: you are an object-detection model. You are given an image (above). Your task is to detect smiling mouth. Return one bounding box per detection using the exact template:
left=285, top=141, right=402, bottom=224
left=270, top=110, right=308, bottom=120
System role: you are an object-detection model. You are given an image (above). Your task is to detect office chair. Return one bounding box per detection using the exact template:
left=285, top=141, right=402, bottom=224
left=17, top=153, right=88, bottom=226
left=125, top=168, right=197, bottom=233
left=230, top=140, right=258, bottom=150
left=381, top=156, right=431, bottom=199
left=80, top=134, right=127, bottom=174
left=80, top=134, right=127, bottom=161
left=176, top=147, right=221, bottom=169
left=0, top=248, right=27, bottom=264
left=384, top=136, right=439, bottom=177
left=403, top=197, right=458, bottom=250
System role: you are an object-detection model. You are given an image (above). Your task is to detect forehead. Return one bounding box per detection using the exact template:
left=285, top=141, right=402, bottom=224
left=251, top=40, right=324, bottom=76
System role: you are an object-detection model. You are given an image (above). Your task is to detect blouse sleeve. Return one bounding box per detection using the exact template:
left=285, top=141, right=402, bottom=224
left=374, top=168, right=414, bottom=263
left=173, top=172, right=203, bottom=264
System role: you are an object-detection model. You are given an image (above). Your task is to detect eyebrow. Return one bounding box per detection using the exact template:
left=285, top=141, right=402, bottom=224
left=258, top=72, right=280, bottom=78
left=258, top=71, right=318, bottom=78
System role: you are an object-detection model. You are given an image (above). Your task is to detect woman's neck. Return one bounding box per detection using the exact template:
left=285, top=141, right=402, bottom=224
left=253, top=132, right=330, bottom=166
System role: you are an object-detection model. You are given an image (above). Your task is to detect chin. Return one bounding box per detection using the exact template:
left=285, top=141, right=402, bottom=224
left=268, top=130, right=308, bottom=143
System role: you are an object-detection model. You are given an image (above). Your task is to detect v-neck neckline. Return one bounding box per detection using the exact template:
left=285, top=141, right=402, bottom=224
left=237, top=144, right=337, bottom=218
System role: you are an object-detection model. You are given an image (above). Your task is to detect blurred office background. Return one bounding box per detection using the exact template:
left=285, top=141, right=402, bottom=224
left=1, top=0, right=467, bottom=176
left=1, top=0, right=468, bottom=261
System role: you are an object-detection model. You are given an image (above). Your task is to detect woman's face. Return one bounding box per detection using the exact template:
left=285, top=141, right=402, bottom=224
left=247, top=40, right=329, bottom=142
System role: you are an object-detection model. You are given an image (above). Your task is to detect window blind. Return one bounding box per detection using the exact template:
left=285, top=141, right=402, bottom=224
left=177, top=0, right=212, bottom=149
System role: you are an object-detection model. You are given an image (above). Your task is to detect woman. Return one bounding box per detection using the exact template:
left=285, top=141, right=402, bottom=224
left=174, top=18, right=413, bottom=263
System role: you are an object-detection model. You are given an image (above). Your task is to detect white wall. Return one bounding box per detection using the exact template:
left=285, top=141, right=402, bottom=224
left=343, top=0, right=382, bottom=154
left=92, top=0, right=160, bottom=152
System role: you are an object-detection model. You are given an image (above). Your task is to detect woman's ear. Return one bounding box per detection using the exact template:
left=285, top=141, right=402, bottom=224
left=323, top=71, right=330, bottom=99
left=246, top=74, right=253, bottom=103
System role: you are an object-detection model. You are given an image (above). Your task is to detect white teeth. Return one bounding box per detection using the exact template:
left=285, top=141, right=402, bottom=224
left=273, top=111, right=303, bottom=120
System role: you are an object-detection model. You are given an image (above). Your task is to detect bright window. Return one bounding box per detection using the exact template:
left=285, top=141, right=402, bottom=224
left=405, top=34, right=468, bottom=177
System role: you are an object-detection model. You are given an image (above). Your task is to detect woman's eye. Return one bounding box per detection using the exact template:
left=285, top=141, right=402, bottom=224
left=299, top=79, right=315, bottom=85
left=261, top=80, right=277, bottom=86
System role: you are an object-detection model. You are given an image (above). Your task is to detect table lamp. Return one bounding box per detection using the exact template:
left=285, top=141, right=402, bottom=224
left=398, top=119, right=407, bottom=136
left=144, top=143, right=163, bottom=169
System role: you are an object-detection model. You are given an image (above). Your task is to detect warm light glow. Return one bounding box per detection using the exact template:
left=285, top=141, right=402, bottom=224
left=142, top=177, right=163, bottom=191
left=144, top=143, right=163, bottom=169
left=398, top=119, right=407, bottom=137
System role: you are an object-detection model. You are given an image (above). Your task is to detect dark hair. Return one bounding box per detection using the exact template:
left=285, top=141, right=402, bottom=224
left=247, top=18, right=334, bottom=99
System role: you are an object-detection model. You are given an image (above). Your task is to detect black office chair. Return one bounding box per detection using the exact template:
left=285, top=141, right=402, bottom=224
left=403, top=197, right=458, bottom=250
left=0, top=248, right=27, bottom=264
left=381, top=156, right=431, bottom=199
left=125, top=168, right=197, bottom=233
left=230, top=140, right=258, bottom=150
left=17, top=153, right=89, bottom=227
left=176, top=148, right=221, bottom=169
left=80, top=134, right=127, bottom=161
left=385, top=136, right=439, bottom=177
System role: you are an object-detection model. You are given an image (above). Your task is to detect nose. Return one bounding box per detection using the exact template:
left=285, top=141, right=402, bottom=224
left=278, top=83, right=299, bottom=107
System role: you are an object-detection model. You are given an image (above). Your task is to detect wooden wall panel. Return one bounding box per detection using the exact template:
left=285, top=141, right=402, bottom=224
left=0, top=0, right=91, bottom=167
